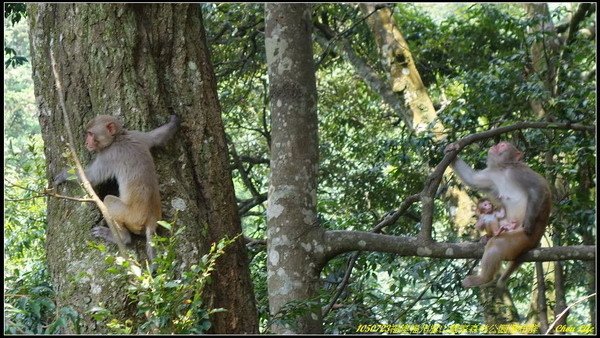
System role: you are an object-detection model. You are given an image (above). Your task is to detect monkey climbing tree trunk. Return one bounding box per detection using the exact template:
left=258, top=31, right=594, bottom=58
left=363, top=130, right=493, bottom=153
left=265, top=3, right=324, bottom=334
left=28, top=4, right=257, bottom=333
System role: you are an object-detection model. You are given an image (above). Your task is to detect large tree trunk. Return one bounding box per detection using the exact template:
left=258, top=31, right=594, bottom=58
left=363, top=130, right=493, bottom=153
left=265, top=3, right=323, bottom=334
left=27, top=3, right=257, bottom=333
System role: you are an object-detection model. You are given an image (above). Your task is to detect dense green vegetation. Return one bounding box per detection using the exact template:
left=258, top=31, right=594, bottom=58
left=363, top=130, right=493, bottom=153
left=5, top=3, right=596, bottom=334
left=5, top=13, right=54, bottom=333
left=206, top=3, right=595, bottom=332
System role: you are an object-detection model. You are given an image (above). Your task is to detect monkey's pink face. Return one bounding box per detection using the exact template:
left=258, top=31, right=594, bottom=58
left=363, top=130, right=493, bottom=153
left=85, top=131, right=99, bottom=151
left=479, top=200, right=493, bottom=213
left=489, top=142, right=509, bottom=156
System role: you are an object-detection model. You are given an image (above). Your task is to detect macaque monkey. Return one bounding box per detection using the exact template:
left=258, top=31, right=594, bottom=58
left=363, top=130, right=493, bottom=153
left=445, top=141, right=551, bottom=288
left=474, top=198, right=517, bottom=243
left=54, top=114, right=180, bottom=261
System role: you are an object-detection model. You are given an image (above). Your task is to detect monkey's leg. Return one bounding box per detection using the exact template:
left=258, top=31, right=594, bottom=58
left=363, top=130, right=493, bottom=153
left=496, top=259, right=524, bottom=288
left=144, top=221, right=157, bottom=262
left=94, top=195, right=138, bottom=245
left=105, top=195, right=158, bottom=263
left=103, top=195, right=146, bottom=232
left=462, top=245, right=502, bottom=288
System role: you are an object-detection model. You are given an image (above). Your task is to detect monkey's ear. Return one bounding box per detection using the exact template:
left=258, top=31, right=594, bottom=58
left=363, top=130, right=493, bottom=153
left=106, top=122, right=119, bottom=136
left=514, top=150, right=523, bottom=161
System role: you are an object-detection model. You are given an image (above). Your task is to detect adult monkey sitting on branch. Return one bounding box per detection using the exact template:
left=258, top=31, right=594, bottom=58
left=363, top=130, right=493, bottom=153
left=445, top=141, right=551, bottom=288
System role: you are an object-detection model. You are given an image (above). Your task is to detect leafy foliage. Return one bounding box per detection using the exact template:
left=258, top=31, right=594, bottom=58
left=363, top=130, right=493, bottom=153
left=205, top=2, right=595, bottom=332
left=5, top=2, right=596, bottom=334
left=5, top=46, right=29, bottom=68
left=4, top=3, right=27, bottom=25
left=4, top=4, right=29, bottom=68
left=4, top=14, right=57, bottom=333
left=89, top=222, right=237, bottom=334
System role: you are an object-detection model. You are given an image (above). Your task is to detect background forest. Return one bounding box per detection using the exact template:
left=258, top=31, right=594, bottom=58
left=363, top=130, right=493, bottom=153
left=4, top=3, right=596, bottom=334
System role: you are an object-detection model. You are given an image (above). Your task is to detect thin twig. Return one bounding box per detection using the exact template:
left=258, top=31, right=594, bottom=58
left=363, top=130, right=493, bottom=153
left=49, top=38, right=128, bottom=256
left=45, top=189, right=95, bottom=202
left=6, top=178, right=95, bottom=202
left=323, top=193, right=421, bottom=317
left=545, top=293, right=596, bottom=334
left=322, top=251, right=359, bottom=316
left=393, top=264, right=450, bottom=323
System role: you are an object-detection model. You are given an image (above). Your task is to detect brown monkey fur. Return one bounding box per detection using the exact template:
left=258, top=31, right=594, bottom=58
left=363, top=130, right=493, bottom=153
left=55, top=114, right=179, bottom=261
left=446, top=141, right=551, bottom=288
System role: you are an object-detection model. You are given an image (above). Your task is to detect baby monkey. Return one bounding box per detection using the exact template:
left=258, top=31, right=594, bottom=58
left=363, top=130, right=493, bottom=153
left=474, top=198, right=517, bottom=243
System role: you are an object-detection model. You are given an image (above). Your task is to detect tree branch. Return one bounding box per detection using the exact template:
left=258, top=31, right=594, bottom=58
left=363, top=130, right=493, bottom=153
left=313, top=12, right=414, bottom=127
left=239, top=156, right=269, bottom=165
left=320, top=192, right=420, bottom=314
left=321, top=121, right=595, bottom=263
left=6, top=179, right=96, bottom=203
left=238, top=193, right=268, bottom=216
left=229, top=139, right=261, bottom=198
left=427, top=121, right=595, bottom=196
left=393, top=264, right=450, bottom=323
left=546, top=292, right=597, bottom=334
left=566, top=3, right=593, bottom=44
left=373, top=194, right=420, bottom=233
left=45, top=188, right=95, bottom=202
left=323, top=230, right=595, bottom=263
left=322, top=251, right=359, bottom=317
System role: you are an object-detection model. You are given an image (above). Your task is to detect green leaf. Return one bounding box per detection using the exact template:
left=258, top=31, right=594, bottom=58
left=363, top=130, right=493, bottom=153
left=157, top=220, right=172, bottom=230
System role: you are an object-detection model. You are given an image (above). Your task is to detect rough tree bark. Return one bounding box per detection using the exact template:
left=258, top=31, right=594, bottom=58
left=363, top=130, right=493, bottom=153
left=264, top=3, right=323, bottom=334
left=28, top=3, right=257, bottom=333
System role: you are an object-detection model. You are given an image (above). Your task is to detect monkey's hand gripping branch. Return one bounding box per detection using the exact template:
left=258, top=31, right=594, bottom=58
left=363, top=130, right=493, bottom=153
left=49, top=39, right=128, bottom=258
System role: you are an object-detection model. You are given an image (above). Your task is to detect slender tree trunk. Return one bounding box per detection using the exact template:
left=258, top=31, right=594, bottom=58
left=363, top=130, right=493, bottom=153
left=352, top=4, right=474, bottom=231
left=575, top=143, right=595, bottom=328
left=265, top=3, right=323, bottom=334
left=525, top=3, right=561, bottom=118
left=524, top=4, right=569, bottom=329
left=28, top=3, right=257, bottom=333
left=313, top=22, right=412, bottom=126
left=535, top=262, right=550, bottom=332
left=359, top=4, right=442, bottom=134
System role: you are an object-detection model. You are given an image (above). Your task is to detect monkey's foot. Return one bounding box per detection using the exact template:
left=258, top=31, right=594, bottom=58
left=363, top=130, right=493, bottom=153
left=91, top=226, right=115, bottom=243
left=462, top=275, right=492, bottom=288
